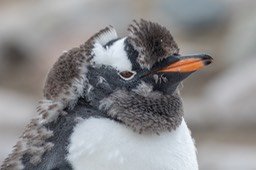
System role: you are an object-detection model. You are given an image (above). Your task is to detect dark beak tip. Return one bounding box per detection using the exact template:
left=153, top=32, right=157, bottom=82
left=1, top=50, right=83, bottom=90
left=204, top=59, right=212, bottom=66
left=201, top=54, right=213, bottom=60
left=201, top=54, right=213, bottom=66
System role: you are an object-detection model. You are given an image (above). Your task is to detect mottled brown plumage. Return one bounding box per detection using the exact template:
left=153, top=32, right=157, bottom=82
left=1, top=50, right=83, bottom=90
left=100, top=82, right=183, bottom=134
left=128, top=19, right=179, bottom=69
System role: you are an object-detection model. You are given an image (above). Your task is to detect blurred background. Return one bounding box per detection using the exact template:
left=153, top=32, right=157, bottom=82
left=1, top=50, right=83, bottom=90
left=0, top=0, right=256, bottom=169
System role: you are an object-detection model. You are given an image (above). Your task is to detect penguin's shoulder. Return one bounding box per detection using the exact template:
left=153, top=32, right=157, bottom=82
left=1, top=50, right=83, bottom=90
left=21, top=99, right=108, bottom=170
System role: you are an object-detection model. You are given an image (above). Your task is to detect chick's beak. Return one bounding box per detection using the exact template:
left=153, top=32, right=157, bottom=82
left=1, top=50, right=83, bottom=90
left=142, top=54, right=212, bottom=94
left=157, top=54, right=213, bottom=73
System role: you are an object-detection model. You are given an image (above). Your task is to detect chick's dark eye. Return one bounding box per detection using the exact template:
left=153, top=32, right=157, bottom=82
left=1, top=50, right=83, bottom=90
left=118, top=71, right=136, bottom=80
left=120, top=71, right=133, bottom=78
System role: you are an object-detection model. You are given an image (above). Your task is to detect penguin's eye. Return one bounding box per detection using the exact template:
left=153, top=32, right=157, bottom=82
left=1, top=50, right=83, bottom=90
left=118, top=71, right=136, bottom=80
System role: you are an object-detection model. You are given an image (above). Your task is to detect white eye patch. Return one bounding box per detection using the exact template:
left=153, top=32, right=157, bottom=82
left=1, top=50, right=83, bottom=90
left=92, top=37, right=132, bottom=72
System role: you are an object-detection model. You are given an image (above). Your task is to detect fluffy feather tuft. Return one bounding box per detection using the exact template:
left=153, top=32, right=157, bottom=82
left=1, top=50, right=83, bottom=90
left=100, top=82, right=184, bottom=133
left=128, top=19, right=179, bottom=69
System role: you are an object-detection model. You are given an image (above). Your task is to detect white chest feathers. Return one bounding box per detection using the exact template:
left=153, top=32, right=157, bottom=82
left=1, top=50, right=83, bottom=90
left=67, top=118, right=198, bottom=170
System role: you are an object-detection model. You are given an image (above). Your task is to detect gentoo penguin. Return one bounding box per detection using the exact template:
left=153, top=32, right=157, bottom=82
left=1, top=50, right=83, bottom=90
left=1, top=19, right=212, bottom=170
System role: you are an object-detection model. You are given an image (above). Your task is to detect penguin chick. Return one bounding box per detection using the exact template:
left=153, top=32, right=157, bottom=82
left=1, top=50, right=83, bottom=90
left=1, top=19, right=212, bottom=170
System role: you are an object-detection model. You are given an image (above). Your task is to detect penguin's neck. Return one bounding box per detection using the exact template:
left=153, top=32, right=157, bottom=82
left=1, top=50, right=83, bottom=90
left=81, top=76, right=184, bottom=134
left=99, top=88, right=184, bottom=134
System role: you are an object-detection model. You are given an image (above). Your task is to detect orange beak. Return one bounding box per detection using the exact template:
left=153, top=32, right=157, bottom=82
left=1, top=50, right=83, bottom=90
left=157, top=54, right=213, bottom=73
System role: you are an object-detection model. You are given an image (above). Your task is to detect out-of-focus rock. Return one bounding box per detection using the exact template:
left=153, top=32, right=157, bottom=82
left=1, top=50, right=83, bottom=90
left=199, top=142, right=256, bottom=170
left=164, top=0, right=228, bottom=34
left=223, top=9, right=256, bottom=64
left=183, top=3, right=256, bottom=129
left=0, top=88, right=37, bottom=164
left=206, top=57, right=256, bottom=126
left=0, top=88, right=36, bottom=128
left=184, top=57, right=256, bottom=128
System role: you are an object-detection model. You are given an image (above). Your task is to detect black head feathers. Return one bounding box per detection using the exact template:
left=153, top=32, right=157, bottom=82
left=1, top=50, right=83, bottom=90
left=128, top=19, right=179, bottom=69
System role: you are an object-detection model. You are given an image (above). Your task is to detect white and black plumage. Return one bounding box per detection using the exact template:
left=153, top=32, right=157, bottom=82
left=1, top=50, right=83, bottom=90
left=1, top=19, right=212, bottom=170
